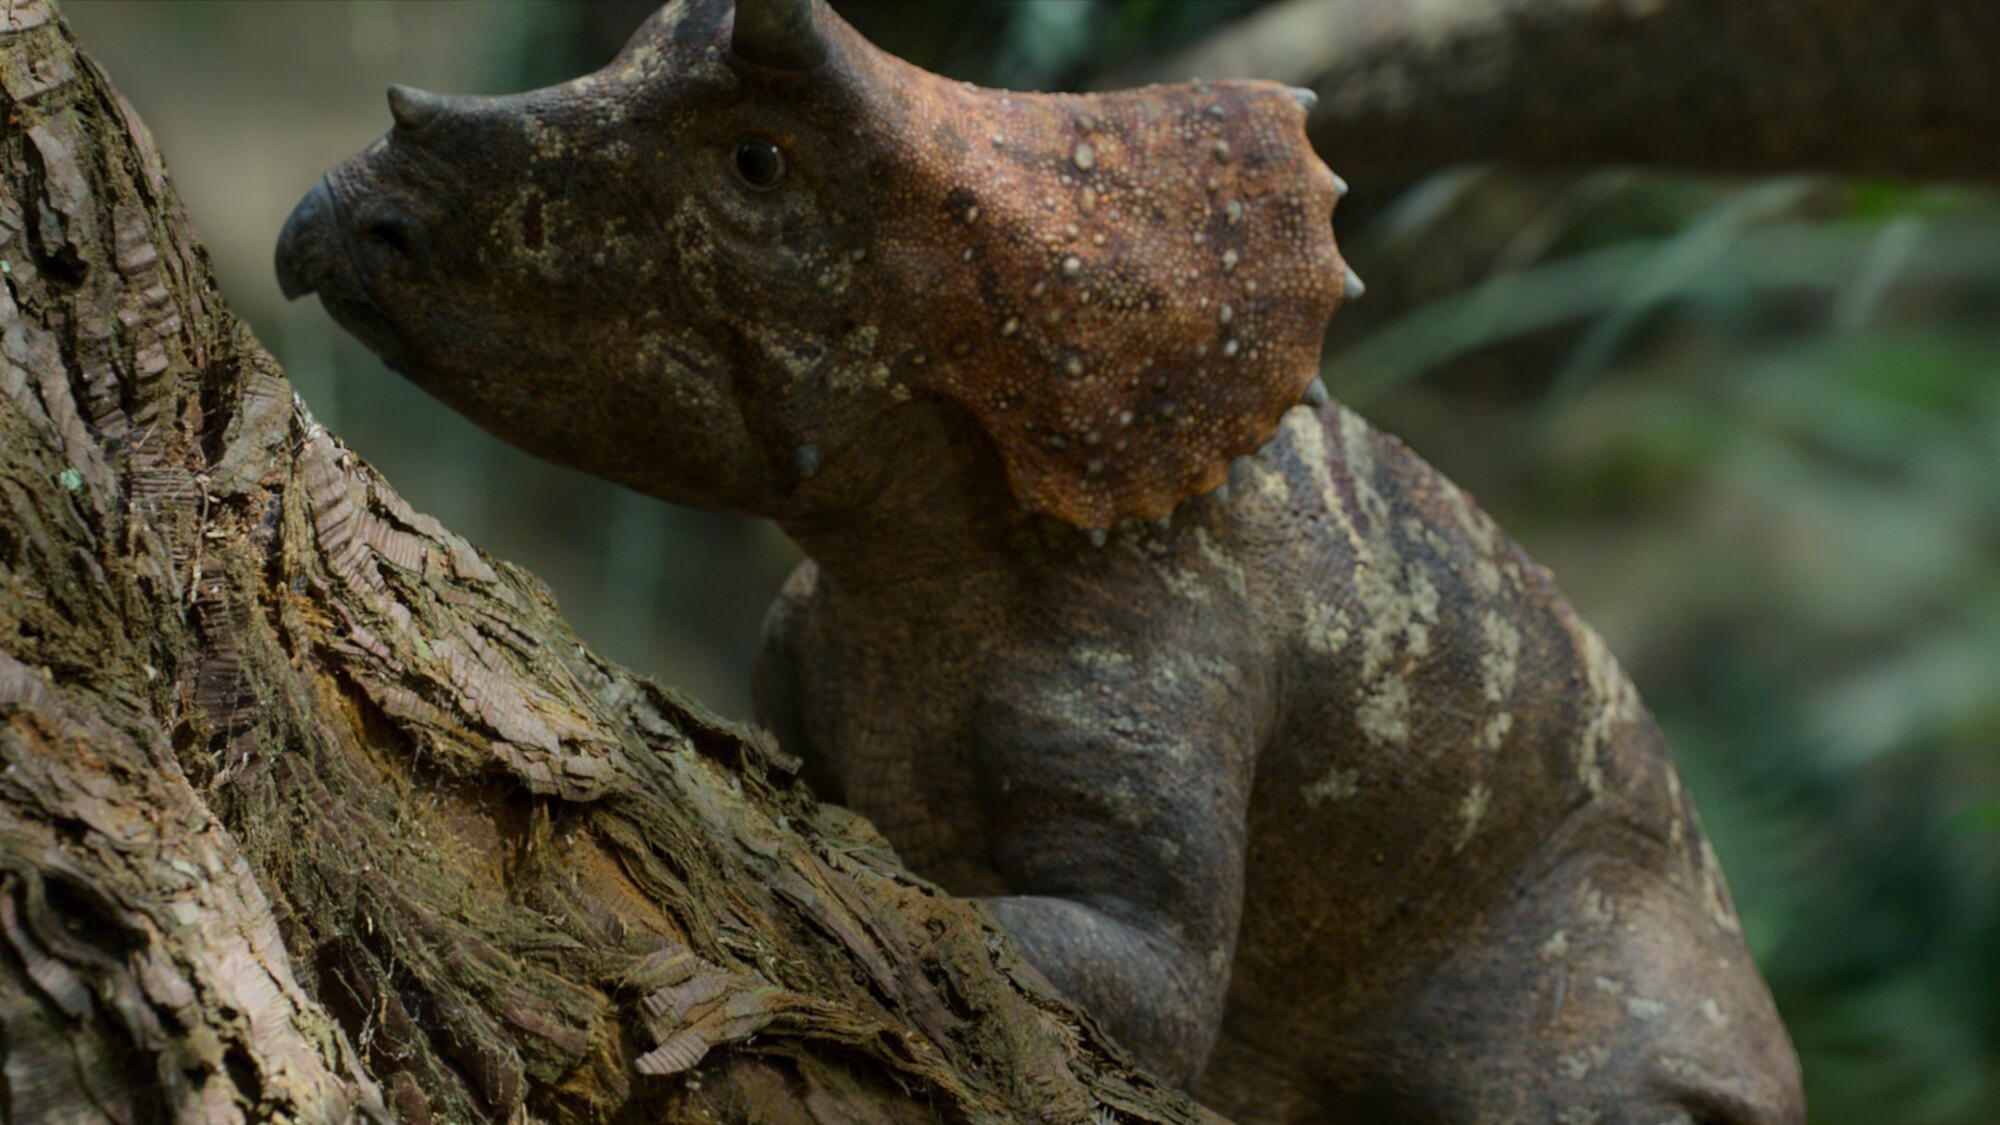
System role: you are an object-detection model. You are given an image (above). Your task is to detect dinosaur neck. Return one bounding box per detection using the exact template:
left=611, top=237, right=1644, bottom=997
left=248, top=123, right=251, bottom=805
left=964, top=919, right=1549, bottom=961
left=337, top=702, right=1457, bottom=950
left=774, top=396, right=1034, bottom=601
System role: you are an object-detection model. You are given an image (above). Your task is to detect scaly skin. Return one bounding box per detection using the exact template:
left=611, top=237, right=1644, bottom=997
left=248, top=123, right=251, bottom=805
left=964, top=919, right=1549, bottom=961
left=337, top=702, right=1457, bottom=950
left=757, top=400, right=1801, bottom=1120
left=275, top=0, right=1803, bottom=1118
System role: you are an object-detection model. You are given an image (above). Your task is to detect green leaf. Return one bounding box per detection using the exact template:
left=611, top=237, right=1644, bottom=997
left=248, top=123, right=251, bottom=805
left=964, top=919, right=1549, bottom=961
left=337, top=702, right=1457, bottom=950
left=1947, top=802, right=2000, bottom=837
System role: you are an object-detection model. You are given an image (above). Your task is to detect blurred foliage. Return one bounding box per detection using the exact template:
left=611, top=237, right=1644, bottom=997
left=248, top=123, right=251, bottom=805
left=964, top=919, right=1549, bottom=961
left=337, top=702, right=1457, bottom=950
left=63, top=1, right=1999, bottom=1120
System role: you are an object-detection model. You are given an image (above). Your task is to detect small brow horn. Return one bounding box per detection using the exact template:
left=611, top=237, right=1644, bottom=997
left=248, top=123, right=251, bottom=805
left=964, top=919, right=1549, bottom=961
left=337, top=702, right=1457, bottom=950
left=732, top=0, right=828, bottom=70
left=387, top=85, right=447, bottom=131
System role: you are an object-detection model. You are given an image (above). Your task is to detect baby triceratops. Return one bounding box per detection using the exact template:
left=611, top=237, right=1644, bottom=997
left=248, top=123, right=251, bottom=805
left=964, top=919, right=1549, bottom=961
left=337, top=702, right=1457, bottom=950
left=275, top=0, right=1804, bottom=1119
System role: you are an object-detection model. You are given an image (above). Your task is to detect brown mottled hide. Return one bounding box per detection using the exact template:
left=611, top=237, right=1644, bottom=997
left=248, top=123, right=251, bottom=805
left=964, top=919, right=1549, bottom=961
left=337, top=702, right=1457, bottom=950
left=842, top=56, right=1347, bottom=527
left=276, top=0, right=1803, bottom=1119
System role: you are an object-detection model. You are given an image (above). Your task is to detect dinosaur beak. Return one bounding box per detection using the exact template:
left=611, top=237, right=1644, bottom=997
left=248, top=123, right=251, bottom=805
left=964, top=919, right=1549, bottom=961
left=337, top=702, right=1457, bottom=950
left=275, top=178, right=337, bottom=300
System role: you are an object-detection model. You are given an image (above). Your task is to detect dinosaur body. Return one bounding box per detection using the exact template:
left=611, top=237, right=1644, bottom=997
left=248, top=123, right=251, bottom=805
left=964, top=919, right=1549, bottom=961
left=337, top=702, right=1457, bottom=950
left=756, top=401, right=1800, bottom=1121
left=275, top=0, right=1803, bottom=1118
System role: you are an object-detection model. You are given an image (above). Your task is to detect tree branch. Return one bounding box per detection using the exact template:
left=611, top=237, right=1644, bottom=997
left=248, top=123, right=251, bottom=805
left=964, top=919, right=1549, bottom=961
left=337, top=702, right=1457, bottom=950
left=1117, top=0, right=2000, bottom=181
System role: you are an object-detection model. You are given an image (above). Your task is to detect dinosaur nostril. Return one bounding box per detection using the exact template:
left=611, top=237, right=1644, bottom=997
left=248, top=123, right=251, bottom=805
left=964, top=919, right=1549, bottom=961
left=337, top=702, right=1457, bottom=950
left=354, top=207, right=428, bottom=271
left=361, top=219, right=412, bottom=257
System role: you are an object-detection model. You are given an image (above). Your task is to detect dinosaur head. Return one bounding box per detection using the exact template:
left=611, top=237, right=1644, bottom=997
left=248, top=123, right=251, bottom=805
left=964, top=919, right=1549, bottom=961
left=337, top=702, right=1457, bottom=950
left=276, top=0, right=1352, bottom=528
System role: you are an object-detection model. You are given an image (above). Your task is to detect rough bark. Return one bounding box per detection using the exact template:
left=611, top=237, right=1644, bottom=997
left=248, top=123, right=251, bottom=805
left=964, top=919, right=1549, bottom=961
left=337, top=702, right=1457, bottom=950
left=1117, top=0, right=2000, bottom=182
left=0, top=3, right=1215, bottom=1121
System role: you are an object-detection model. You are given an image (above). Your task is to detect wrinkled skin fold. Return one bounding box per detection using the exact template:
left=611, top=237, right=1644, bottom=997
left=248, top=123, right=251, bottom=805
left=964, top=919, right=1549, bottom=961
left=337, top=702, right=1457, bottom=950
left=276, top=0, right=1804, bottom=1119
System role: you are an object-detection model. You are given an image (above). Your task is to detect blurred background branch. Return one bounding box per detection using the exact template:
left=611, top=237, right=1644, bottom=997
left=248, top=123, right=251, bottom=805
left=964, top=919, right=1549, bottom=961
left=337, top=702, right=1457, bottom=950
left=63, top=1, right=2000, bottom=1120
left=1120, top=0, right=2000, bottom=181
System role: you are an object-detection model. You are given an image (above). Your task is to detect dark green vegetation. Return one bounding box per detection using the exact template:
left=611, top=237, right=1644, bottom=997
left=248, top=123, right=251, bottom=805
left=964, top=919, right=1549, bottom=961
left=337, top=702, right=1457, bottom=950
left=67, top=1, right=1999, bottom=1120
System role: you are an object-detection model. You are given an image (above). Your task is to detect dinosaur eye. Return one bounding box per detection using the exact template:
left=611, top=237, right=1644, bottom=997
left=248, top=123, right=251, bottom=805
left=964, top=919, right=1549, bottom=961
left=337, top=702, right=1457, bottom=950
left=733, top=138, right=786, bottom=190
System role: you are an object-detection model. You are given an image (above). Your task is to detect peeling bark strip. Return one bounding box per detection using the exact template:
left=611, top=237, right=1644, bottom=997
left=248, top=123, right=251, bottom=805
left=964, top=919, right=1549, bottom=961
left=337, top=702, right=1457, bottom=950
left=0, top=2, right=1217, bottom=1120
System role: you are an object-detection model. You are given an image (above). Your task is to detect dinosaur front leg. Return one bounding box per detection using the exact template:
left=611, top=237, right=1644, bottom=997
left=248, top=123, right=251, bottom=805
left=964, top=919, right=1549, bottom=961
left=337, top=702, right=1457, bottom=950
left=980, top=896, right=1221, bottom=1083
left=971, top=642, right=1259, bottom=1085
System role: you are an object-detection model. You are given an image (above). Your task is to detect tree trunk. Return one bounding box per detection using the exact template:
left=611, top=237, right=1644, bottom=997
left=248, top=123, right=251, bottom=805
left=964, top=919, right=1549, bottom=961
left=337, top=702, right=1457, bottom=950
left=0, top=3, right=1213, bottom=1120
left=1118, top=0, right=2000, bottom=182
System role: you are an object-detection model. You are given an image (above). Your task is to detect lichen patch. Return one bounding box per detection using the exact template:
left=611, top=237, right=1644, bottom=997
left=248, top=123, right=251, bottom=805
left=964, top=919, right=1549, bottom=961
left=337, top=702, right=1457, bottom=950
left=1557, top=1047, right=1610, bottom=1081
left=1454, top=781, right=1490, bottom=851
left=1302, top=766, right=1359, bottom=807
left=1354, top=675, right=1409, bottom=749
left=1303, top=600, right=1350, bottom=656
